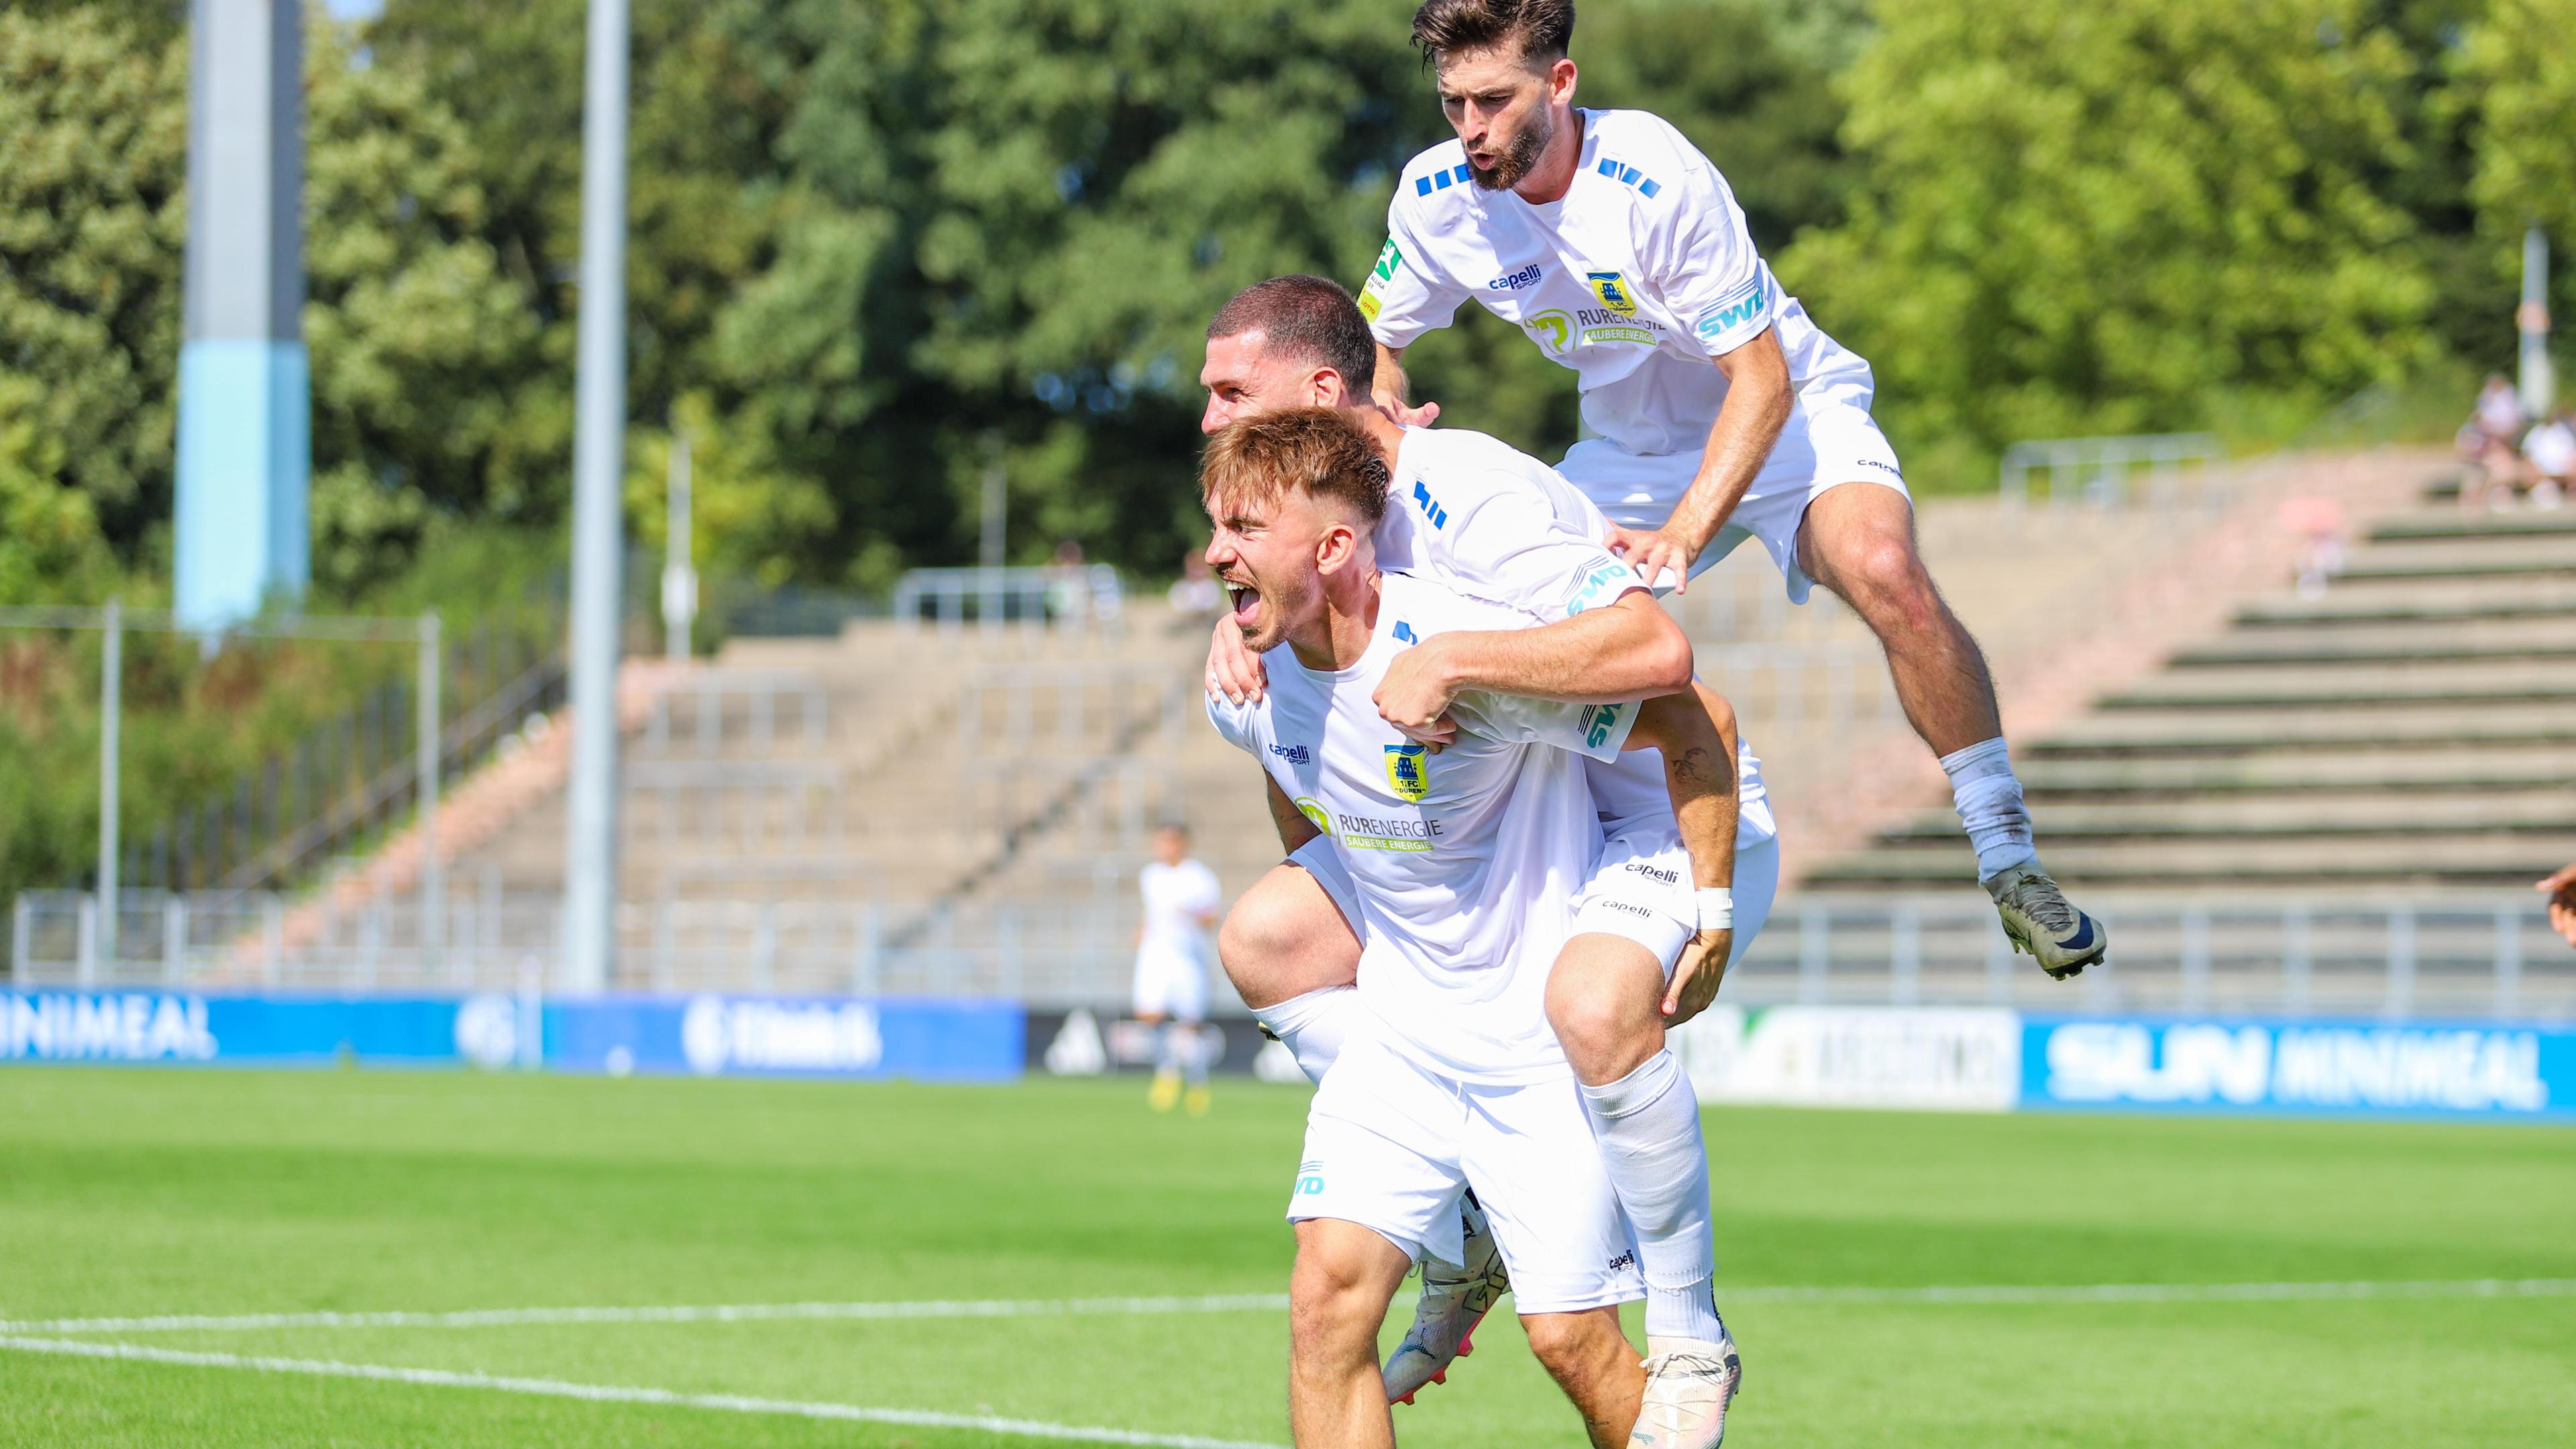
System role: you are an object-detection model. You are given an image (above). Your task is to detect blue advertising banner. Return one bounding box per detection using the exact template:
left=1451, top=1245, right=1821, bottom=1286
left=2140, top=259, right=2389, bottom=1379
left=0, top=991, right=468, bottom=1067
left=2021, top=1016, right=2576, bottom=1122
left=547, top=994, right=1024, bottom=1081
left=0, top=990, right=1023, bottom=1082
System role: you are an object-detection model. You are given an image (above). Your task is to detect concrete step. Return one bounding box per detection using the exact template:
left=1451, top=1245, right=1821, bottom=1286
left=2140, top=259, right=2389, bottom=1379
left=2021, top=745, right=2576, bottom=796
left=2330, top=540, right=2576, bottom=580
left=2163, top=616, right=2576, bottom=667
left=1880, top=790, right=2576, bottom=842
left=2233, top=579, right=2576, bottom=626
left=1803, top=836, right=2576, bottom=891
left=2367, top=508, right=2576, bottom=541
left=2029, top=703, right=2576, bottom=756
left=2099, top=661, right=2576, bottom=711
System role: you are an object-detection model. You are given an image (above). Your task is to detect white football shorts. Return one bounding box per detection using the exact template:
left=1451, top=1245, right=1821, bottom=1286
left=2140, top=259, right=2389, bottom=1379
left=1570, top=824, right=1780, bottom=977
left=1293, top=822, right=1779, bottom=977
left=1130, top=946, right=1210, bottom=1022
left=1560, top=372, right=1907, bottom=604
left=1286, top=1030, right=1646, bottom=1314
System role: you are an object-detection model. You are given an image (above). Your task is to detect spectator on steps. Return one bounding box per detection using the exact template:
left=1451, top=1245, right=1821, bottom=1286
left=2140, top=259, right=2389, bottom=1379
left=1167, top=552, right=1224, bottom=622
left=2521, top=410, right=2572, bottom=510
left=2459, top=374, right=2531, bottom=512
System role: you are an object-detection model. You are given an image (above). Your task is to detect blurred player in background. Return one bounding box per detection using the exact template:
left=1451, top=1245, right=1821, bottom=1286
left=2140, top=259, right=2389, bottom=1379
left=1134, top=823, right=1222, bottom=1115
left=1201, top=408, right=1757, bottom=1448
left=1364, top=0, right=2106, bottom=979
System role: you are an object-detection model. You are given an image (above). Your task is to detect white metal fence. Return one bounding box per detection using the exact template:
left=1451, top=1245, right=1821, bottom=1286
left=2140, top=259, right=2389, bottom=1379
left=2000, top=432, right=2224, bottom=513
left=13, top=889, right=2569, bottom=1021
left=893, top=566, right=1124, bottom=636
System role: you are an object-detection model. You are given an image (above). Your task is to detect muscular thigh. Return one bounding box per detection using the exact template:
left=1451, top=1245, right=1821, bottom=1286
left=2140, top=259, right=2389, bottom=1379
left=1216, top=855, right=1362, bottom=1008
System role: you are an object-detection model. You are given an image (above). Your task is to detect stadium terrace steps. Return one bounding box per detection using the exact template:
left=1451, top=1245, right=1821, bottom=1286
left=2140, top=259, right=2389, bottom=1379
left=1802, top=465, right=2576, bottom=896
left=2019, top=745, right=2576, bottom=796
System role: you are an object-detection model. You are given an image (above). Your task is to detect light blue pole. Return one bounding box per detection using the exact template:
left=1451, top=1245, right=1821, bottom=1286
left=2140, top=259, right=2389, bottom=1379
left=175, top=0, right=308, bottom=629
left=2519, top=224, right=2554, bottom=421
left=561, top=0, right=631, bottom=994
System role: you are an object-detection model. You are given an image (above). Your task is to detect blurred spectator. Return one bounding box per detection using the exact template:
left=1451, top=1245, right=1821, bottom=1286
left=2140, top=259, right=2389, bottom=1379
left=1044, top=539, right=1088, bottom=621
left=2277, top=495, right=2346, bottom=598
left=2520, top=410, right=2571, bottom=510
left=1133, top=823, right=1221, bottom=1115
left=2459, top=374, right=2532, bottom=512
left=1167, top=552, right=1223, bottom=621
left=2540, top=863, right=2576, bottom=951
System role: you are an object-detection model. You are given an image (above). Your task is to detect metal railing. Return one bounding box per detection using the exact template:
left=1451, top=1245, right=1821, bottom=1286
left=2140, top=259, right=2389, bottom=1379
left=639, top=669, right=828, bottom=756
left=893, top=566, right=1124, bottom=637
left=2000, top=433, right=2223, bottom=513
left=623, top=760, right=847, bottom=853
left=14, top=889, right=2568, bottom=1022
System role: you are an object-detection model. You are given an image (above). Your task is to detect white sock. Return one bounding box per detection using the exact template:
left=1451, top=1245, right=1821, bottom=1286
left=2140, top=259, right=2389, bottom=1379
left=1576, top=1050, right=1725, bottom=1345
left=1182, top=1023, right=1210, bottom=1089
left=1254, top=985, right=1358, bottom=1085
left=1941, top=737, right=2036, bottom=879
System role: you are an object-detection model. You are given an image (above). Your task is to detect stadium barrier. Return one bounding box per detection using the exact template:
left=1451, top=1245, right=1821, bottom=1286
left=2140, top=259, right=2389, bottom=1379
left=1668, top=1006, right=2575, bottom=1122
left=0, top=989, right=1022, bottom=1082
left=3, top=986, right=2565, bottom=1119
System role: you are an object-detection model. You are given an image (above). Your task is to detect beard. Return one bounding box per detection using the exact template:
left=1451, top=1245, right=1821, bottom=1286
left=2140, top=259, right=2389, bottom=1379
left=1468, top=107, right=1552, bottom=191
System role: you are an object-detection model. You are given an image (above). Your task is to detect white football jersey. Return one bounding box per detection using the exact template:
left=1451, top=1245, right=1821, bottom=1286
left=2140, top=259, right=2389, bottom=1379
left=1379, top=423, right=1643, bottom=622
left=1382, top=423, right=1776, bottom=849
left=1362, top=108, right=1873, bottom=458
left=1208, top=572, right=1640, bottom=1084
left=1136, top=859, right=1221, bottom=959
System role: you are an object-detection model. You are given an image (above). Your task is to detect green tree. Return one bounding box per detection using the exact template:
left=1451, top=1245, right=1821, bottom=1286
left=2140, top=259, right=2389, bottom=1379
left=1783, top=0, right=2439, bottom=479
left=2455, top=0, right=2576, bottom=344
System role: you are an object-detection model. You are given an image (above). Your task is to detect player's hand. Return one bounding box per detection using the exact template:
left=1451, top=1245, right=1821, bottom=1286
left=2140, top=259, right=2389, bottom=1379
left=1662, top=927, right=1732, bottom=1024
left=1206, top=614, right=1267, bottom=704
left=1605, top=522, right=1699, bottom=594
left=1377, top=393, right=1440, bottom=428
left=1375, top=639, right=1461, bottom=750
left=2540, top=863, right=2576, bottom=949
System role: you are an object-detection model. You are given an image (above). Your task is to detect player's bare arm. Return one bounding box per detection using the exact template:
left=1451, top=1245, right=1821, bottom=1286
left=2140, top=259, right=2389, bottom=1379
left=1623, top=682, right=1742, bottom=1023
left=1266, top=773, right=1324, bottom=853
left=1603, top=329, right=1794, bottom=593
left=1373, top=590, right=1690, bottom=747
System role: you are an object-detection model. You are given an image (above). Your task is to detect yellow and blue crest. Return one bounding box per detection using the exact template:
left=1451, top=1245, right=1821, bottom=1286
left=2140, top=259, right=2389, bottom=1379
left=1383, top=744, right=1431, bottom=802
left=1585, top=270, right=1639, bottom=317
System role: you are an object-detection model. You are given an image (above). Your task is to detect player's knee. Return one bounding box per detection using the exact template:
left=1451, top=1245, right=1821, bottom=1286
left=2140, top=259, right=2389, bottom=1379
left=1519, top=1311, right=1620, bottom=1382
left=1287, top=1244, right=1387, bottom=1363
left=1835, top=532, right=1941, bottom=636
left=1216, top=875, right=1356, bottom=1009
left=1545, top=960, right=1652, bottom=1083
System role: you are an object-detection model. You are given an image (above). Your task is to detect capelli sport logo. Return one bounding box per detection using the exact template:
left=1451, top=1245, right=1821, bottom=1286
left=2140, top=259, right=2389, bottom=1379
left=1487, top=263, right=1543, bottom=291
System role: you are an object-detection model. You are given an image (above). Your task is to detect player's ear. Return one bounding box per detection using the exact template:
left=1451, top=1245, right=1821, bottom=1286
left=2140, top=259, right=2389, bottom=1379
left=1307, top=368, right=1344, bottom=408
left=1549, top=57, right=1577, bottom=107
left=1313, top=520, right=1359, bottom=576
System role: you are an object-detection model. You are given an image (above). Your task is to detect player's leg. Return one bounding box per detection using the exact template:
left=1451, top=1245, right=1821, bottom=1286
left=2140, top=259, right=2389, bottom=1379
left=1521, top=1307, right=1650, bottom=1449
left=1175, top=960, right=1213, bottom=1116
left=1288, top=1219, right=1413, bottom=1449
left=1782, top=387, right=2106, bottom=977
left=1290, top=1033, right=1472, bottom=1444
left=1132, top=954, right=1181, bottom=1111
left=1221, top=841, right=1362, bottom=1084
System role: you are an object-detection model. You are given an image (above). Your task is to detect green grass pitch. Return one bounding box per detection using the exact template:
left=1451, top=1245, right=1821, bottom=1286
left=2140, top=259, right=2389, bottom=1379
left=1, top=1068, right=2570, bottom=1447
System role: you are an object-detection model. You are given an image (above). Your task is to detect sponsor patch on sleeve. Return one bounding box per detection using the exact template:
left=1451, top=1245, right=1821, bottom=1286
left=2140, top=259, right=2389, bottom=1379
left=1561, top=558, right=1635, bottom=616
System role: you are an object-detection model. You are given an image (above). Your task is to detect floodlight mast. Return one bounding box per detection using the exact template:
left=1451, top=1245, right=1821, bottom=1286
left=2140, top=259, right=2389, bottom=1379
left=2519, top=224, right=2554, bottom=421
left=561, top=0, right=631, bottom=996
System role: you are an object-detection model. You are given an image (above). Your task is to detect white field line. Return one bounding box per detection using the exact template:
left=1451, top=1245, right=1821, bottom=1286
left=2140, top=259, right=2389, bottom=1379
left=0, top=1334, right=1287, bottom=1449
left=1, top=1293, right=1291, bottom=1336
left=7, top=1279, right=2572, bottom=1338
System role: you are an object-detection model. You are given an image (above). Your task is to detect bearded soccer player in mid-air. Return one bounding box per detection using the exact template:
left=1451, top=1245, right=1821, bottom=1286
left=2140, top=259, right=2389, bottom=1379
left=1352, top=0, right=2106, bottom=978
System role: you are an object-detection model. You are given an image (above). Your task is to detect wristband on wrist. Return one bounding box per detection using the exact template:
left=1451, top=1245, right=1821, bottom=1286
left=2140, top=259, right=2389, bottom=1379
left=1695, top=888, right=1734, bottom=932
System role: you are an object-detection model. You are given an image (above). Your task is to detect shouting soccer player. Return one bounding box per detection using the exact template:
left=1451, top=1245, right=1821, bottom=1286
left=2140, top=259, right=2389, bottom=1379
left=1198, top=276, right=1776, bottom=1433
left=1203, top=408, right=1756, bottom=1448
left=1360, top=0, right=2106, bottom=979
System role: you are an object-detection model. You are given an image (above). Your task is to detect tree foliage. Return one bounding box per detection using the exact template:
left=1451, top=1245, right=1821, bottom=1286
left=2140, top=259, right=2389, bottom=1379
left=1782, top=0, right=2442, bottom=473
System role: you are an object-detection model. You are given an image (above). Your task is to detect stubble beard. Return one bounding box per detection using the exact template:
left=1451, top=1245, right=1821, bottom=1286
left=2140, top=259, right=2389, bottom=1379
left=1469, top=106, right=1552, bottom=192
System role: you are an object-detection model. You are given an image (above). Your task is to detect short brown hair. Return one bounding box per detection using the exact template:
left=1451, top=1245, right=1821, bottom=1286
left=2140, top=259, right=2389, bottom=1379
left=1200, top=408, right=1391, bottom=530
left=1207, top=276, right=1377, bottom=397
left=1411, top=0, right=1575, bottom=66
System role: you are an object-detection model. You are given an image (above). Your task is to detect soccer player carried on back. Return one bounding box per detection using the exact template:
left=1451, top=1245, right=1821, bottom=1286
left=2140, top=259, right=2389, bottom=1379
left=1359, top=0, right=2106, bottom=978
left=1202, top=407, right=1756, bottom=1448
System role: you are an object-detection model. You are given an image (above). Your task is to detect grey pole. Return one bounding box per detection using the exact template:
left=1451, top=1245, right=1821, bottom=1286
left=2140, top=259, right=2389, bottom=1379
left=97, top=598, right=123, bottom=965
left=979, top=434, right=1006, bottom=634
left=2520, top=224, right=2555, bottom=421
left=561, top=0, right=631, bottom=994
left=417, top=612, right=443, bottom=973
left=661, top=428, right=695, bottom=663
left=175, top=0, right=309, bottom=630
